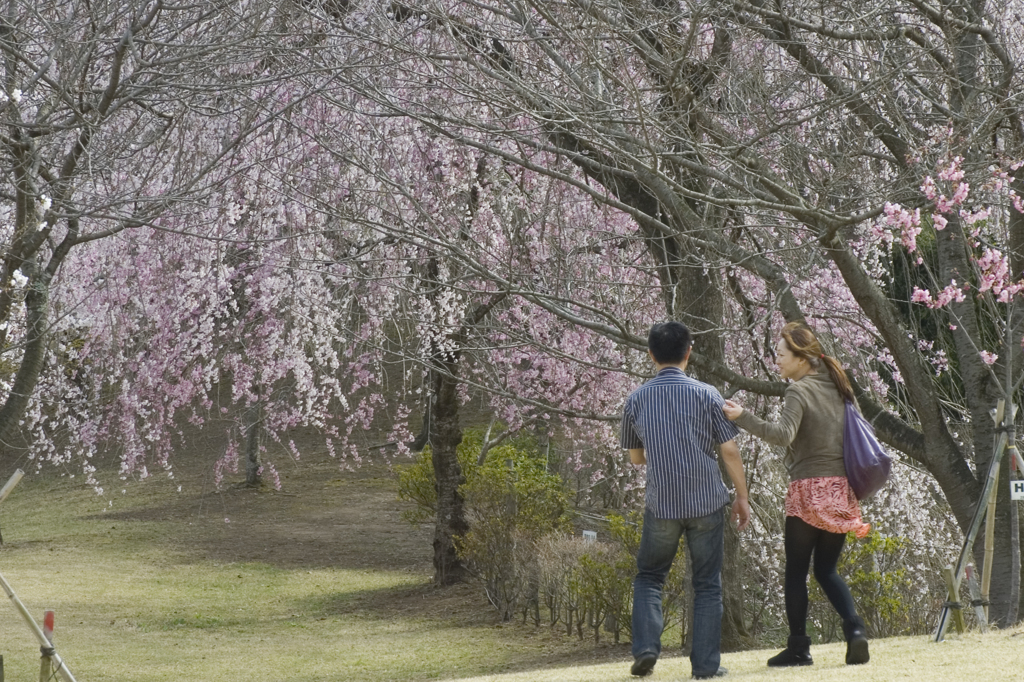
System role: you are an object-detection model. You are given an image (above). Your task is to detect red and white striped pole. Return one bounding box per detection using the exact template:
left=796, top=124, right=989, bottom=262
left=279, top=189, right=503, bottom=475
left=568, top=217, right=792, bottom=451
left=38, top=606, right=56, bottom=679
left=43, top=610, right=54, bottom=643
left=39, top=610, right=55, bottom=682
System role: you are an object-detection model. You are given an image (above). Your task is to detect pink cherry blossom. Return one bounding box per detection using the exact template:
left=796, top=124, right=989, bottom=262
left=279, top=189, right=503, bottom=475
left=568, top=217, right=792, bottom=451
left=911, top=288, right=933, bottom=304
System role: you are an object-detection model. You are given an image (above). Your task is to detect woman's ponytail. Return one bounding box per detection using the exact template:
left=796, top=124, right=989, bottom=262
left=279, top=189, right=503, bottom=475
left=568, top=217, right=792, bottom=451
left=822, top=355, right=854, bottom=403
left=780, top=321, right=855, bottom=403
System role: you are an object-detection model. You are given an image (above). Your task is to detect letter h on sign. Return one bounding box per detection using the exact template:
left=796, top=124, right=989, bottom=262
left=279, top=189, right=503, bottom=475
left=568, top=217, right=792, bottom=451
left=1011, top=480, right=1024, bottom=501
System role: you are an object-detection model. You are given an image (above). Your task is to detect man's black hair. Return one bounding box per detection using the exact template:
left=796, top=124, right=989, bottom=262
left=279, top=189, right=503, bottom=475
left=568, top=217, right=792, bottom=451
left=647, top=321, right=691, bottom=365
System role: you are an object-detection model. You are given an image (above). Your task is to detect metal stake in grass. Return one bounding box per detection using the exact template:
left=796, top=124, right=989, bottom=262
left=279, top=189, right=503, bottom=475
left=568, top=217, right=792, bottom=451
left=0, top=470, right=78, bottom=682
left=0, top=469, right=25, bottom=545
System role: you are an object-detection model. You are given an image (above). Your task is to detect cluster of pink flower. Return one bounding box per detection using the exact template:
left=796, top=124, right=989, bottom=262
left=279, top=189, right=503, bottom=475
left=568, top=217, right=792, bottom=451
left=922, top=156, right=970, bottom=213
left=881, top=202, right=924, bottom=260
left=975, top=248, right=1022, bottom=303
left=905, top=159, right=1024, bottom=304
left=910, top=281, right=968, bottom=309
left=884, top=155, right=1024, bottom=365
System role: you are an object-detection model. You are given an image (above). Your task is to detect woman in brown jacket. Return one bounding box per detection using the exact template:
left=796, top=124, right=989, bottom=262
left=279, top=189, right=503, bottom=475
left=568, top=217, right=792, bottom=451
left=723, top=322, right=870, bottom=667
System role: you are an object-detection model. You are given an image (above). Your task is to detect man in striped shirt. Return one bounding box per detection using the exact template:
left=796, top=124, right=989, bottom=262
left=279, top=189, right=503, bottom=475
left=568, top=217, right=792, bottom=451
left=622, top=321, right=750, bottom=680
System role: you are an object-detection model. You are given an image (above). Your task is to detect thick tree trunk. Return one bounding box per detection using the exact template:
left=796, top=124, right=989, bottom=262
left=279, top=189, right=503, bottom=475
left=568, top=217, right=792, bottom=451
left=936, top=210, right=1020, bottom=626
left=673, top=262, right=753, bottom=651
left=429, top=369, right=470, bottom=586
left=0, top=265, right=50, bottom=456
left=0, top=265, right=48, bottom=543
left=419, top=263, right=504, bottom=586
left=0, top=137, right=51, bottom=463
left=1019, top=505, right=1024, bottom=620
left=1009, top=170, right=1024, bottom=625
left=244, top=401, right=263, bottom=487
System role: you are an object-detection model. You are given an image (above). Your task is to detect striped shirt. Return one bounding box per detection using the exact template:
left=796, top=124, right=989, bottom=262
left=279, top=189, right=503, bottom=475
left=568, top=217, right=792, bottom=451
left=621, top=367, right=740, bottom=519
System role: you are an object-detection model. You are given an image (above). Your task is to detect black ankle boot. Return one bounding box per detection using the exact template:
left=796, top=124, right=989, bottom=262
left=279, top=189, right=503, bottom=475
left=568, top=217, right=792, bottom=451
left=842, top=618, right=869, bottom=665
left=767, top=635, right=813, bottom=667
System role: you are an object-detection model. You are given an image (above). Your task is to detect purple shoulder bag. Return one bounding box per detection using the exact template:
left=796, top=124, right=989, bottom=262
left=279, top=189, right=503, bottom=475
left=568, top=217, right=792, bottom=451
left=842, top=400, right=892, bottom=500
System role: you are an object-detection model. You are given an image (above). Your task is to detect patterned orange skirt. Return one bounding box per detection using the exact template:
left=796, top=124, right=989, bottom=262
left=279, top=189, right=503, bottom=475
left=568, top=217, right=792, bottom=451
left=784, top=476, right=871, bottom=538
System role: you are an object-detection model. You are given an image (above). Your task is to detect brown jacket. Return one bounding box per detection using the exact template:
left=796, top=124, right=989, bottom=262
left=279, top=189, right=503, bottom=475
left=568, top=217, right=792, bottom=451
left=734, top=371, right=847, bottom=481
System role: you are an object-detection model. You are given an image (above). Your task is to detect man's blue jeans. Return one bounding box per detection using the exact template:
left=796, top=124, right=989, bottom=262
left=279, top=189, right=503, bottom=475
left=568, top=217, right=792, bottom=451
left=632, top=506, right=725, bottom=678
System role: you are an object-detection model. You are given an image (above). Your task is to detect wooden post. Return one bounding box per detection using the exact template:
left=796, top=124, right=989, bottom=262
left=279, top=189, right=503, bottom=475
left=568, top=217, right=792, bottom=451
left=941, top=566, right=966, bottom=635
left=39, top=650, right=53, bottom=681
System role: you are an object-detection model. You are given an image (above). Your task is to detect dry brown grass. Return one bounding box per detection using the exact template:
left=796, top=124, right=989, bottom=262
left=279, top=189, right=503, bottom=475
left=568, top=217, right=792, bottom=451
left=453, top=626, right=1024, bottom=681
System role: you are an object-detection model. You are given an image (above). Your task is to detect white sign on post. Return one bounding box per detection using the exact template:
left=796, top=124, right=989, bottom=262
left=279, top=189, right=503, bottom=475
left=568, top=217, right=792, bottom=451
left=1011, top=480, right=1024, bottom=501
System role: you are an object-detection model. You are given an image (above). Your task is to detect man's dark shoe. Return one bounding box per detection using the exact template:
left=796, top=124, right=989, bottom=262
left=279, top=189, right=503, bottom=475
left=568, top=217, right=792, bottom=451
left=767, top=635, right=813, bottom=667
left=631, top=653, right=657, bottom=677
left=693, top=666, right=728, bottom=679
left=843, top=618, right=870, bottom=665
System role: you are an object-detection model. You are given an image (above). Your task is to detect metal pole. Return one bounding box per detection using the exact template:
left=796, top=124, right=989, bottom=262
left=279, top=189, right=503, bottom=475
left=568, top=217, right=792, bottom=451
left=0, top=572, right=76, bottom=682
left=0, top=470, right=25, bottom=505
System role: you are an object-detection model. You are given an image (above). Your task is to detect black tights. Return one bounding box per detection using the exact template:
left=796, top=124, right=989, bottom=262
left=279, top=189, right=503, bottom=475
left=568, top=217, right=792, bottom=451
left=784, top=516, right=859, bottom=636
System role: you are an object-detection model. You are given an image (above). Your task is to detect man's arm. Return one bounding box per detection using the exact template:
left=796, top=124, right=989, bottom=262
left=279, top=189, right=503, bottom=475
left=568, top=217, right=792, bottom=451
left=720, top=439, right=751, bottom=530
left=621, top=398, right=645, bottom=465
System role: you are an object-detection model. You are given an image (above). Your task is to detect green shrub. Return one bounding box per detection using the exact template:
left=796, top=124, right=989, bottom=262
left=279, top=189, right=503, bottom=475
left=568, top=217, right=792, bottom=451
left=577, top=545, right=632, bottom=642
left=536, top=535, right=626, bottom=641
left=394, top=446, right=439, bottom=524
left=394, top=428, right=548, bottom=523
left=532, top=512, right=688, bottom=645
left=457, top=438, right=572, bottom=621
left=394, top=437, right=475, bottom=524
left=606, top=511, right=689, bottom=646
left=396, top=427, right=572, bottom=621
left=397, top=431, right=696, bottom=646
left=808, top=530, right=932, bottom=640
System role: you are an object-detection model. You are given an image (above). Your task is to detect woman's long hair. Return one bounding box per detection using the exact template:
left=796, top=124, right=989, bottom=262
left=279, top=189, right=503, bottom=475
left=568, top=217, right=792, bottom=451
left=780, top=322, right=855, bottom=403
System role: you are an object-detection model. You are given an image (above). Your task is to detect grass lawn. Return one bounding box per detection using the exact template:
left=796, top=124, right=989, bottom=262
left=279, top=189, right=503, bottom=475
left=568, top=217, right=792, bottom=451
left=0, top=462, right=621, bottom=681
left=0, top=464, right=1021, bottom=681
